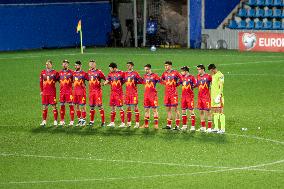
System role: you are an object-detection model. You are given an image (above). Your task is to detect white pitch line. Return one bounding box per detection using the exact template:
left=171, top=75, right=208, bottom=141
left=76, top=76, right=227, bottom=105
left=0, top=51, right=284, bottom=60
left=226, top=133, right=284, bottom=145
left=1, top=152, right=283, bottom=170
left=1, top=164, right=284, bottom=185
left=0, top=153, right=231, bottom=169
left=219, top=59, right=284, bottom=66
left=225, top=73, right=284, bottom=77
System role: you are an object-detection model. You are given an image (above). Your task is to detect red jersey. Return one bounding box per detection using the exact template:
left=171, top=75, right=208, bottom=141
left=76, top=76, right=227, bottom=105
left=143, top=73, right=160, bottom=95
left=181, top=74, right=196, bottom=97
left=88, top=69, right=106, bottom=93
left=58, top=69, right=73, bottom=95
left=161, top=70, right=182, bottom=96
left=197, top=73, right=212, bottom=99
left=40, top=69, right=59, bottom=95
left=107, top=70, right=125, bottom=94
left=73, top=70, right=88, bottom=95
left=124, top=71, right=142, bottom=95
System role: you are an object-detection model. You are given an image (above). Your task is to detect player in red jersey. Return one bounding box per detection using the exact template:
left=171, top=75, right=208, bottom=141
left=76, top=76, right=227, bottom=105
left=124, top=61, right=143, bottom=128
left=161, top=61, right=183, bottom=130
left=196, top=64, right=212, bottom=132
left=39, top=60, right=59, bottom=127
left=103, top=63, right=125, bottom=127
left=87, top=60, right=106, bottom=127
left=179, top=66, right=197, bottom=131
left=73, top=61, right=88, bottom=127
left=141, top=64, right=160, bottom=129
left=58, top=60, right=74, bottom=126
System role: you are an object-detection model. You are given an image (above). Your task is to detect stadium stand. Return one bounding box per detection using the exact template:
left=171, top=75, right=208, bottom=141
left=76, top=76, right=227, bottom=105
left=226, top=0, right=284, bottom=30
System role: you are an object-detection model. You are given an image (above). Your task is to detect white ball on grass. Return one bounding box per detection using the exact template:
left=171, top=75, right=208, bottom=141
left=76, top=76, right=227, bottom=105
left=150, top=46, right=156, bottom=52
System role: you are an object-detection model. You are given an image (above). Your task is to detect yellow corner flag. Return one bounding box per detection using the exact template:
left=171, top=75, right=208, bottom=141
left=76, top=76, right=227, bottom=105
left=76, top=20, right=83, bottom=54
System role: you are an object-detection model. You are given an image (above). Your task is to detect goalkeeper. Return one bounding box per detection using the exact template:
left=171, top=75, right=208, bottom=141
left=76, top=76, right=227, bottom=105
left=208, top=64, right=225, bottom=134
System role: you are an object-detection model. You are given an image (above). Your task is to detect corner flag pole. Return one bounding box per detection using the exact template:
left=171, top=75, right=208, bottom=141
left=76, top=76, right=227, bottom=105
left=80, top=29, right=83, bottom=54
left=76, top=20, right=83, bottom=54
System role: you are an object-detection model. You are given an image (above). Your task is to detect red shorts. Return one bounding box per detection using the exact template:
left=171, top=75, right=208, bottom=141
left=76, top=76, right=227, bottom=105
left=60, top=93, right=73, bottom=104
left=125, top=94, right=138, bottom=105
left=198, top=98, right=211, bottom=110
left=73, top=94, right=86, bottom=105
left=144, top=95, right=158, bottom=108
left=110, top=93, right=123, bottom=107
left=164, top=95, right=178, bottom=107
left=42, top=94, right=56, bottom=105
left=89, top=91, right=103, bottom=107
left=181, top=95, right=194, bottom=110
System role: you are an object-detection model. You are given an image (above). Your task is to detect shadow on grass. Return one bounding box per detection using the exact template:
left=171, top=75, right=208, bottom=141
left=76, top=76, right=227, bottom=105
left=31, top=126, right=228, bottom=144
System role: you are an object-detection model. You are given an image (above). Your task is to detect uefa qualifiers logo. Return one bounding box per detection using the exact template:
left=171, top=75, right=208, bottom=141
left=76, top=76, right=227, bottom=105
left=242, top=33, right=257, bottom=50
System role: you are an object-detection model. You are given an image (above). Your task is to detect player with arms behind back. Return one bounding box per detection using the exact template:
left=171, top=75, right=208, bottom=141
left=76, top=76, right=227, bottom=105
left=58, top=59, right=74, bottom=127
left=73, top=61, right=88, bottom=127
left=196, top=64, right=212, bottom=132
left=208, top=64, right=225, bottom=134
left=161, top=61, right=183, bottom=130
left=39, top=60, right=59, bottom=127
left=179, top=66, right=197, bottom=131
left=141, top=64, right=160, bottom=129
left=124, top=61, right=143, bottom=128
left=87, top=60, right=106, bottom=127
left=104, top=63, right=125, bottom=127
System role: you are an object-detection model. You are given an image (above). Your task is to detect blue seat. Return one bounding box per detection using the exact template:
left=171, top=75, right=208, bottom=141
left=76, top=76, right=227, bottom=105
left=273, top=21, right=282, bottom=29
left=282, top=22, right=284, bottom=29
left=265, top=0, right=274, bottom=6
left=247, top=9, right=256, bottom=17
left=247, top=20, right=255, bottom=29
left=263, top=21, right=273, bottom=29
left=282, top=9, right=284, bottom=18
left=238, top=8, right=247, bottom=18
left=256, top=0, right=265, bottom=6
left=274, top=0, right=282, bottom=6
left=255, top=9, right=265, bottom=17
left=238, top=20, right=247, bottom=29
left=255, top=20, right=263, bottom=29
left=264, top=9, right=273, bottom=17
left=272, top=9, right=282, bottom=18
left=228, top=20, right=238, bottom=29
left=247, top=0, right=257, bottom=6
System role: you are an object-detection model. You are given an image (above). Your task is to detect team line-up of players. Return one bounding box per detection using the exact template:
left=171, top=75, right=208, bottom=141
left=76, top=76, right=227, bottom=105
left=40, top=59, right=225, bottom=134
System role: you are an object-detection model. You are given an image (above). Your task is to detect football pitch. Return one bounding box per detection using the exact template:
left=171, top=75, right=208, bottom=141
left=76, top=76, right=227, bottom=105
left=0, top=48, right=283, bottom=188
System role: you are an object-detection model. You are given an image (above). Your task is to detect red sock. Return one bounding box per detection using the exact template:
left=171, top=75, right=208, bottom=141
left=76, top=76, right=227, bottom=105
left=99, top=109, right=105, bottom=123
left=127, top=107, right=132, bottom=123
left=53, top=109, right=58, bottom=121
left=60, top=105, right=65, bottom=121
left=167, top=119, right=172, bottom=127
left=144, top=116, right=150, bottom=125
left=182, top=114, right=187, bottom=126
left=201, top=120, right=206, bottom=128
left=176, top=119, right=180, bottom=127
left=154, top=116, right=158, bottom=125
left=82, top=111, right=86, bottom=119
left=111, top=111, right=116, bottom=122
left=76, top=110, right=81, bottom=119
left=191, top=114, right=196, bottom=126
left=208, top=120, right=212, bottom=128
left=90, top=109, right=95, bottom=122
left=69, top=105, right=74, bottom=121
left=135, top=109, right=140, bottom=123
left=42, top=109, right=48, bottom=120
left=120, top=110, right=125, bottom=123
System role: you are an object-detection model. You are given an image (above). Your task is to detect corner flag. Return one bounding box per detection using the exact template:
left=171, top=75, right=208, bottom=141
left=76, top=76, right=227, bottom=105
left=76, top=20, right=83, bottom=54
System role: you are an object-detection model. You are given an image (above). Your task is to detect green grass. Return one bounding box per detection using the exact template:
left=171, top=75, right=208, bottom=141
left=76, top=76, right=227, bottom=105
left=0, top=48, right=283, bottom=189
